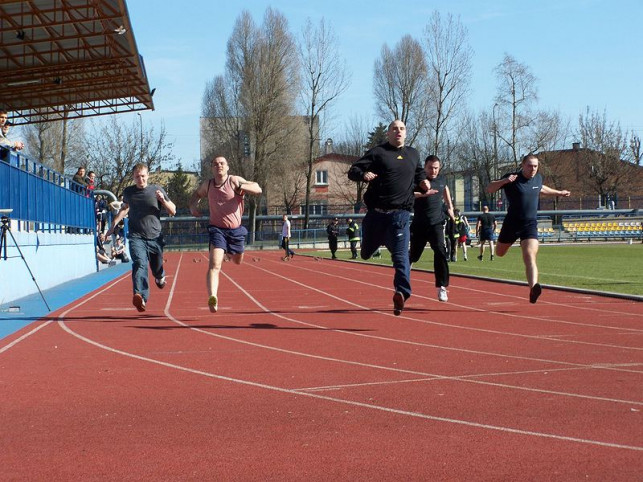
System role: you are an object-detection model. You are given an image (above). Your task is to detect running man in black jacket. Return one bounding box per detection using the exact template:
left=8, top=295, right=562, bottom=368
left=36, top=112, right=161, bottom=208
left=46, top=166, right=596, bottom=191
left=348, top=120, right=433, bottom=316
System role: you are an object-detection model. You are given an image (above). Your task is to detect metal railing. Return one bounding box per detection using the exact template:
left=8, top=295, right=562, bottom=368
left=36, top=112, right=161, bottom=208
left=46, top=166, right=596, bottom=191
left=0, top=148, right=95, bottom=232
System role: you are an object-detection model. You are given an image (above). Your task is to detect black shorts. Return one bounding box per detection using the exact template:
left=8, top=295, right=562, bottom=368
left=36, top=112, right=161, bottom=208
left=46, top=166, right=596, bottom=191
left=497, top=219, right=538, bottom=245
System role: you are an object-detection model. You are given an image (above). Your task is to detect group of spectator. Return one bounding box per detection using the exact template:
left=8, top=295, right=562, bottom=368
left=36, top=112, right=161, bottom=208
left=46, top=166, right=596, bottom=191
left=325, top=217, right=361, bottom=260
left=72, top=166, right=97, bottom=193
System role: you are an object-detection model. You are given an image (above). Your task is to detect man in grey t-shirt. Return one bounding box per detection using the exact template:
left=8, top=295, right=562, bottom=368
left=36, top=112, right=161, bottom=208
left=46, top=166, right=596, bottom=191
left=104, top=163, right=176, bottom=312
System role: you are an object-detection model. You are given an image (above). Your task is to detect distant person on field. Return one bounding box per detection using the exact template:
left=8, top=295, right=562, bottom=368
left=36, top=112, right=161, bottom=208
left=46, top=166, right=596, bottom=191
left=409, top=155, right=455, bottom=302
left=486, top=154, right=570, bottom=303
left=452, top=209, right=470, bottom=261
left=326, top=217, right=340, bottom=259
left=280, top=214, right=296, bottom=260
left=103, top=163, right=176, bottom=313
left=346, top=218, right=360, bottom=259
left=189, top=156, right=262, bottom=313
left=476, top=205, right=497, bottom=261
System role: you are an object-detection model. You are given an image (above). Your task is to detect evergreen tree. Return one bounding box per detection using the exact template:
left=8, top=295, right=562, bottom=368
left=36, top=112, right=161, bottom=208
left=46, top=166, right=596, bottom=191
left=166, top=164, right=192, bottom=214
left=366, top=122, right=388, bottom=149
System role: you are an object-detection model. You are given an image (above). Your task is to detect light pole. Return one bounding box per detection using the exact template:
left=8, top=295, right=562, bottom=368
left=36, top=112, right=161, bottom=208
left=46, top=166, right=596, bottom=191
left=137, top=112, right=143, bottom=162
left=492, top=103, right=499, bottom=209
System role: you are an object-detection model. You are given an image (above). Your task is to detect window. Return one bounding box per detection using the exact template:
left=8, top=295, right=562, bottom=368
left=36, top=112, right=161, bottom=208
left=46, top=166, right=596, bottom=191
left=301, top=202, right=328, bottom=215
left=315, top=170, right=328, bottom=185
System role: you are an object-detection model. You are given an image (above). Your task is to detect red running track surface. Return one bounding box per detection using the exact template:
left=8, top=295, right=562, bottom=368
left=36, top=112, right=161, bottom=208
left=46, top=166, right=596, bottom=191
left=2, top=251, right=642, bottom=480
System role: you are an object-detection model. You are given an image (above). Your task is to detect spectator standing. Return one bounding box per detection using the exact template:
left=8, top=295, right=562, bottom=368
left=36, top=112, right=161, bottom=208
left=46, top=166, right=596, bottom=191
left=0, top=110, right=24, bottom=151
left=347, top=119, right=432, bottom=316
left=103, top=163, right=176, bottom=312
left=346, top=218, right=360, bottom=259
left=445, top=215, right=457, bottom=262
left=476, top=205, right=497, bottom=261
left=189, top=156, right=262, bottom=312
left=486, top=154, right=570, bottom=303
left=86, top=171, right=96, bottom=192
left=281, top=214, right=295, bottom=260
left=453, top=209, right=470, bottom=261
left=409, top=155, right=454, bottom=302
left=72, top=167, right=88, bottom=192
left=326, top=217, right=340, bottom=259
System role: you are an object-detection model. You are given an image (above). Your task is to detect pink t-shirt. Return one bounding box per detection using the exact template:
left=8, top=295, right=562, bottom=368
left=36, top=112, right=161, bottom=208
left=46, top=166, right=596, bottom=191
left=208, top=176, right=244, bottom=229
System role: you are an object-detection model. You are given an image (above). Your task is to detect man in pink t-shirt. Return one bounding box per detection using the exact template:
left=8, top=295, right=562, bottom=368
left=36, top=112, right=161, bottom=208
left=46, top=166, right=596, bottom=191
left=189, top=156, right=262, bottom=313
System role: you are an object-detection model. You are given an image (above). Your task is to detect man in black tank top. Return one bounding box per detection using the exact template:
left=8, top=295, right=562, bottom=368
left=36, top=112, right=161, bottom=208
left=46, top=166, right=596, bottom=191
left=409, top=155, right=455, bottom=302
left=487, top=154, right=570, bottom=303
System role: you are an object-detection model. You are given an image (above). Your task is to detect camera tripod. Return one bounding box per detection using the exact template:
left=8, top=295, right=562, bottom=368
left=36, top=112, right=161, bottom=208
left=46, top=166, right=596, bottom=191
left=0, top=214, right=51, bottom=311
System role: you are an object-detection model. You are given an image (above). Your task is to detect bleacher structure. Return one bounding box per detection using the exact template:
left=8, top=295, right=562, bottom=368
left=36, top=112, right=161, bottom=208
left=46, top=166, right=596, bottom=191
left=563, top=220, right=643, bottom=240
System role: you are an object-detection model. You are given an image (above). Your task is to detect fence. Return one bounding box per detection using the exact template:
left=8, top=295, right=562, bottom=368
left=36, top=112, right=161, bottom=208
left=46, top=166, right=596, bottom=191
left=0, top=148, right=95, bottom=231
left=160, top=209, right=643, bottom=250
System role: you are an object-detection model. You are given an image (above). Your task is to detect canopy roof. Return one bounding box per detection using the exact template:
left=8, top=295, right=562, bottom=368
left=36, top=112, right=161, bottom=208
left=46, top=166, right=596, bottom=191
left=0, top=0, right=153, bottom=125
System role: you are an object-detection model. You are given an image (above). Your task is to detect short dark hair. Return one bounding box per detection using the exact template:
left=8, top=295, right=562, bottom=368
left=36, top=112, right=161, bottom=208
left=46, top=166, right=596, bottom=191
left=424, top=155, right=440, bottom=166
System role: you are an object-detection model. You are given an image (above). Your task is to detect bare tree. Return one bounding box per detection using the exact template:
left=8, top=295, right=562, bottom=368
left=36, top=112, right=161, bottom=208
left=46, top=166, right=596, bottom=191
left=494, top=54, right=539, bottom=167
left=455, top=110, right=495, bottom=206
left=299, top=17, right=350, bottom=228
left=577, top=108, right=630, bottom=203
left=423, top=11, right=472, bottom=158
left=373, top=35, right=428, bottom=145
left=22, top=116, right=86, bottom=174
left=212, top=8, right=299, bottom=239
left=629, top=132, right=641, bottom=166
left=84, top=118, right=174, bottom=196
left=525, top=110, right=571, bottom=155
left=333, top=115, right=372, bottom=210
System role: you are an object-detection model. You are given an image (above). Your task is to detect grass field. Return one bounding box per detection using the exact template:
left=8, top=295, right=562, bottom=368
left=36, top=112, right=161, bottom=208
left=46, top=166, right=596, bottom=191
left=309, top=242, right=643, bottom=297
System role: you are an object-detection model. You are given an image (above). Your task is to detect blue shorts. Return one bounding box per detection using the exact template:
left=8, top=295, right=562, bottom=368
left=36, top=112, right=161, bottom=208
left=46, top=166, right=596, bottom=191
left=497, top=219, right=538, bottom=245
left=208, top=225, right=248, bottom=254
left=480, top=227, right=496, bottom=242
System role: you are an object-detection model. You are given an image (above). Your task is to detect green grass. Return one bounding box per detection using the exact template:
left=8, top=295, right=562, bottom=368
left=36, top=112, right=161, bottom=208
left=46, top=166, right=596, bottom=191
left=307, top=243, right=643, bottom=297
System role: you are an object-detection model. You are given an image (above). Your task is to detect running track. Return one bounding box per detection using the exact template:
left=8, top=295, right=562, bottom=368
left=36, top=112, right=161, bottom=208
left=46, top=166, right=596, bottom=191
left=2, top=251, right=642, bottom=480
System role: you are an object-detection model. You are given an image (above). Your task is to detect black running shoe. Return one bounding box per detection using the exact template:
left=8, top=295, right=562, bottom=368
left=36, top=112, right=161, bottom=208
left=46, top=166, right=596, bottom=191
left=393, top=291, right=405, bottom=316
left=529, top=283, right=542, bottom=304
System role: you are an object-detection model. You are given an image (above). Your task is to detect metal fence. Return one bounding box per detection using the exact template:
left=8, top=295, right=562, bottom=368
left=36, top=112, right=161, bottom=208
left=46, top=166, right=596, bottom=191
left=0, top=148, right=95, bottom=231
left=160, top=209, right=643, bottom=250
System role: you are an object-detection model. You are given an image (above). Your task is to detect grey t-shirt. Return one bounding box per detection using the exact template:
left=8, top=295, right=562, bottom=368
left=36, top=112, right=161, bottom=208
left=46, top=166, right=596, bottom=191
left=122, top=184, right=170, bottom=239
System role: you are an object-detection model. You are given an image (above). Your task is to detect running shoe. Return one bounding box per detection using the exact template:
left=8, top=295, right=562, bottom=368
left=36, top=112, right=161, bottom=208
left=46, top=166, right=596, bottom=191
left=208, top=295, right=218, bottom=313
left=132, top=293, right=146, bottom=312
left=529, top=283, right=542, bottom=304
left=437, top=286, right=448, bottom=302
left=477, top=255, right=483, bottom=261
left=393, top=291, right=405, bottom=316
left=155, top=276, right=166, bottom=289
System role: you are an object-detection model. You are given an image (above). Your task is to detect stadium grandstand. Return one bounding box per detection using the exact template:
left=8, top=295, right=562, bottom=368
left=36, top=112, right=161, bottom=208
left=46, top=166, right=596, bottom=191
left=1, top=0, right=154, bottom=304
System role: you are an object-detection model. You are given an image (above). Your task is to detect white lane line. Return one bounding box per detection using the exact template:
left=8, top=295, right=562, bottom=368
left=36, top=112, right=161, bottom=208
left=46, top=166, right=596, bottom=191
left=0, top=274, right=129, bottom=353
left=57, top=313, right=643, bottom=453
left=313, top=257, right=643, bottom=319
left=155, top=255, right=643, bottom=407
left=264, top=259, right=643, bottom=349
left=0, top=321, right=52, bottom=354
left=49, top=253, right=643, bottom=452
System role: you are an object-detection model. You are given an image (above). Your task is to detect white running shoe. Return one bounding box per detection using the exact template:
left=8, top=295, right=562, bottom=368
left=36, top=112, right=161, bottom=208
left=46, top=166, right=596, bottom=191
left=437, top=286, right=448, bottom=302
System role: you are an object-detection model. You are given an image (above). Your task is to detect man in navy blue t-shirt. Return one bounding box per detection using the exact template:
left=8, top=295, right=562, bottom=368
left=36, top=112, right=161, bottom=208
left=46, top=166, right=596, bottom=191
left=486, top=154, right=570, bottom=303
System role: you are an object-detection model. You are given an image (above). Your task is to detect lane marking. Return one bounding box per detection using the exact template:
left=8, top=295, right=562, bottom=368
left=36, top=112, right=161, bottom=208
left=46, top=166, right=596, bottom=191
left=57, top=313, right=643, bottom=453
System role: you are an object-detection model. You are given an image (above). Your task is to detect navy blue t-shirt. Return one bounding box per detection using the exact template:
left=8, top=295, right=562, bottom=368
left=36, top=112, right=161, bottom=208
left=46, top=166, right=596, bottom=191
left=413, top=174, right=448, bottom=226
left=501, top=171, right=543, bottom=222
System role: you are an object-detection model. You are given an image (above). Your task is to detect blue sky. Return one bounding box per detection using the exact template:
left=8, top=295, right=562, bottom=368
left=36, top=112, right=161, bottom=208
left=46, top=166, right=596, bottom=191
left=124, top=0, right=642, bottom=169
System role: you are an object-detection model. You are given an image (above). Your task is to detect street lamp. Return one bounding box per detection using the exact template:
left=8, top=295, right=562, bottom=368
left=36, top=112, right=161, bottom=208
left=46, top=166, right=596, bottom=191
left=137, top=112, right=143, bottom=162
left=492, top=103, right=499, bottom=209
